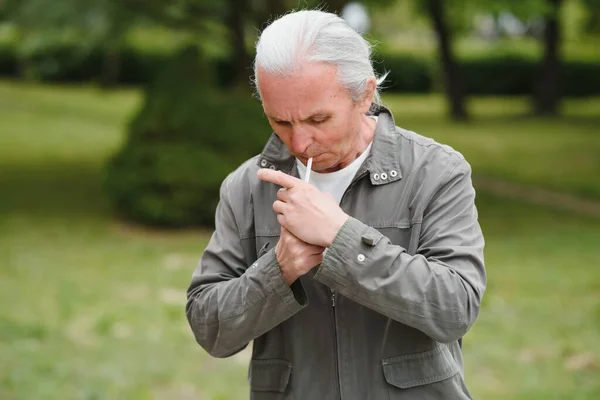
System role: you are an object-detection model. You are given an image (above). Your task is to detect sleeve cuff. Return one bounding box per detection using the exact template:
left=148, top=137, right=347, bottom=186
left=254, top=248, right=308, bottom=308
left=314, top=217, right=384, bottom=289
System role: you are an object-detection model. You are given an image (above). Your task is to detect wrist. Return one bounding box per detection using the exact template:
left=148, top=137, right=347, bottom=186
left=281, top=268, right=298, bottom=286
left=325, top=213, right=349, bottom=247
left=275, top=244, right=298, bottom=286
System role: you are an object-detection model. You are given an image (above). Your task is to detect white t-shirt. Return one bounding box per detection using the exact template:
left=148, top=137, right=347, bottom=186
left=296, top=140, right=373, bottom=204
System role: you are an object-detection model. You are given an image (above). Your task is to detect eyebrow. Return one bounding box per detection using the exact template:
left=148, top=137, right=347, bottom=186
left=268, top=112, right=331, bottom=123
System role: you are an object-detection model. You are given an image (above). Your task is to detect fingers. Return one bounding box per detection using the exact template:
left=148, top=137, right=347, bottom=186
left=273, top=200, right=287, bottom=216
left=277, top=188, right=290, bottom=202
left=277, top=212, right=286, bottom=227
left=258, top=169, right=303, bottom=189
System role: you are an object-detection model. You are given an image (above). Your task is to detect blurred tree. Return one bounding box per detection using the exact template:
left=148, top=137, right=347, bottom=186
left=424, top=0, right=469, bottom=121
left=444, top=0, right=566, bottom=117
left=582, top=0, right=600, bottom=32
left=227, top=0, right=252, bottom=87
left=250, top=0, right=290, bottom=32
left=0, top=0, right=225, bottom=84
left=534, top=0, right=563, bottom=116
left=119, top=0, right=224, bottom=32
left=467, top=0, right=569, bottom=116
left=0, top=0, right=138, bottom=84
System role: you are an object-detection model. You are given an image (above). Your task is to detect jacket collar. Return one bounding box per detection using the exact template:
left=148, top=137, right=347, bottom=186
left=256, top=105, right=402, bottom=185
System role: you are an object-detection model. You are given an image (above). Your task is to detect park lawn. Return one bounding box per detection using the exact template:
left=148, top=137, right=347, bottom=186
left=383, top=95, right=600, bottom=200
left=0, top=81, right=599, bottom=399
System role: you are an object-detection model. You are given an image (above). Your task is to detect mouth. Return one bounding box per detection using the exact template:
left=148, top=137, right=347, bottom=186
left=302, top=153, right=323, bottom=162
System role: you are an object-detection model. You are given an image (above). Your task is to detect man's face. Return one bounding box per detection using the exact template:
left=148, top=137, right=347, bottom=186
left=257, top=62, right=371, bottom=173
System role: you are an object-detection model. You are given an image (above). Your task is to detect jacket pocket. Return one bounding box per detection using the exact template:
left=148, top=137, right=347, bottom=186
left=250, top=359, right=292, bottom=393
left=381, top=345, right=459, bottom=389
left=377, top=226, right=412, bottom=253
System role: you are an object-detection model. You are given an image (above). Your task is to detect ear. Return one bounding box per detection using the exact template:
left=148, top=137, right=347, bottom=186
left=356, top=77, right=377, bottom=114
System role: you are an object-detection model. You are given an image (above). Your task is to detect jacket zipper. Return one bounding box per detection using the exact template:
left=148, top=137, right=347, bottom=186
left=332, top=168, right=367, bottom=400
left=331, top=289, right=342, bottom=399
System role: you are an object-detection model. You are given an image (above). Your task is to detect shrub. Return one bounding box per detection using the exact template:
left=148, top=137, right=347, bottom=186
left=373, top=52, right=434, bottom=93
left=460, top=56, right=538, bottom=96
left=105, top=46, right=271, bottom=228
left=0, top=42, right=17, bottom=76
left=377, top=53, right=600, bottom=96
left=560, top=61, right=600, bottom=97
left=0, top=41, right=169, bottom=84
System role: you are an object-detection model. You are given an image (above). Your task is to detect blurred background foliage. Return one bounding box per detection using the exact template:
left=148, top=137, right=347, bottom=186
left=3, top=0, right=599, bottom=227
left=0, top=0, right=599, bottom=399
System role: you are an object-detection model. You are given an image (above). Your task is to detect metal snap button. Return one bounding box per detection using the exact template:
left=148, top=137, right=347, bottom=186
left=381, top=172, right=388, bottom=180
left=373, top=173, right=380, bottom=181
left=269, top=165, right=276, bottom=170
left=390, top=170, right=398, bottom=178
left=260, top=159, right=268, bottom=167
left=357, top=254, right=365, bottom=262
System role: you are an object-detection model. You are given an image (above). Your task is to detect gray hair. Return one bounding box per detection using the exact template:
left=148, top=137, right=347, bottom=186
left=253, top=9, right=387, bottom=107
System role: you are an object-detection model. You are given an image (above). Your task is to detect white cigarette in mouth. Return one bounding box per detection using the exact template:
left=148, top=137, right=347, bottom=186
left=305, top=157, right=313, bottom=183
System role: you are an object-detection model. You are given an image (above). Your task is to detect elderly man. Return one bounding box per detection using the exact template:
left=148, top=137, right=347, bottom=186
left=186, top=9, right=486, bottom=400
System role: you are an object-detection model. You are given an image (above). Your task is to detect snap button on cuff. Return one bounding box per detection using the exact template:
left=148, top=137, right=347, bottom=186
left=357, top=254, right=365, bottom=262
left=361, top=236, right=375, bottom=246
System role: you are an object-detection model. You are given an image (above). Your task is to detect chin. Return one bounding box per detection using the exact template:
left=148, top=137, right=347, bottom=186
left=313, top=157, right=341, bottom=173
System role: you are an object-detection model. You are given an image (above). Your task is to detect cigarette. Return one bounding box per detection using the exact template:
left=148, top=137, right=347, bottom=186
left=305, top=157, right=313, bottom=183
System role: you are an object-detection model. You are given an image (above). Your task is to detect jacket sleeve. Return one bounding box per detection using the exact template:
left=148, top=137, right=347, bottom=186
left=313, top=159, right=486, bottom=343
left=185, top=173, right=307, bottom=358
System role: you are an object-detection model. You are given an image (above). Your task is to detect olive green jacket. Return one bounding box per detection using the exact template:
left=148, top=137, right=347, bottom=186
left=186, top=106, right=486, bottom=399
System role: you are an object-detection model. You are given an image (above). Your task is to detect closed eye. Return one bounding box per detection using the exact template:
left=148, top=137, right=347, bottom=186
left=310, top=117, right=330, bottom=125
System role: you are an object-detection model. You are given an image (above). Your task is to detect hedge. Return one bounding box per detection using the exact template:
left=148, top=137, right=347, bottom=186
left=1, top=41, right=599, bottom=96
left=0, top=43, right=168, bottom=85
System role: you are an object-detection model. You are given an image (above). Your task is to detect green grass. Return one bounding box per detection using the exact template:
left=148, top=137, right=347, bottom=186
left=0, top=82, right=248, bottom=399
left=0, top=81, right=599, bottom=399
left=383, top=95, right=600, bottom=199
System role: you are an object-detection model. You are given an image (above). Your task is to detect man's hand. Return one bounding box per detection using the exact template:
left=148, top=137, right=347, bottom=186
left=257, top=169, right=349, bottom=247
left=276, top=227, right=325, bottom=285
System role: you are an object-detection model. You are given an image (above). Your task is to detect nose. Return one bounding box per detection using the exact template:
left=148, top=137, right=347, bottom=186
left=290, top=125, right=312, bottom=154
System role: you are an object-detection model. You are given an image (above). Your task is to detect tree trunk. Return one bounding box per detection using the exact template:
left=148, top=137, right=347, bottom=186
left=533, top=0, right=562, bottom=116
left=427, top=0, right=468, bottom=121
left=100, top=48, right=121, bottom=88
left=227, top=0, right=252, bottom=87
left=325, top=0, right=350, bottom=13
left=266, top=0, right=287, bottom=18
